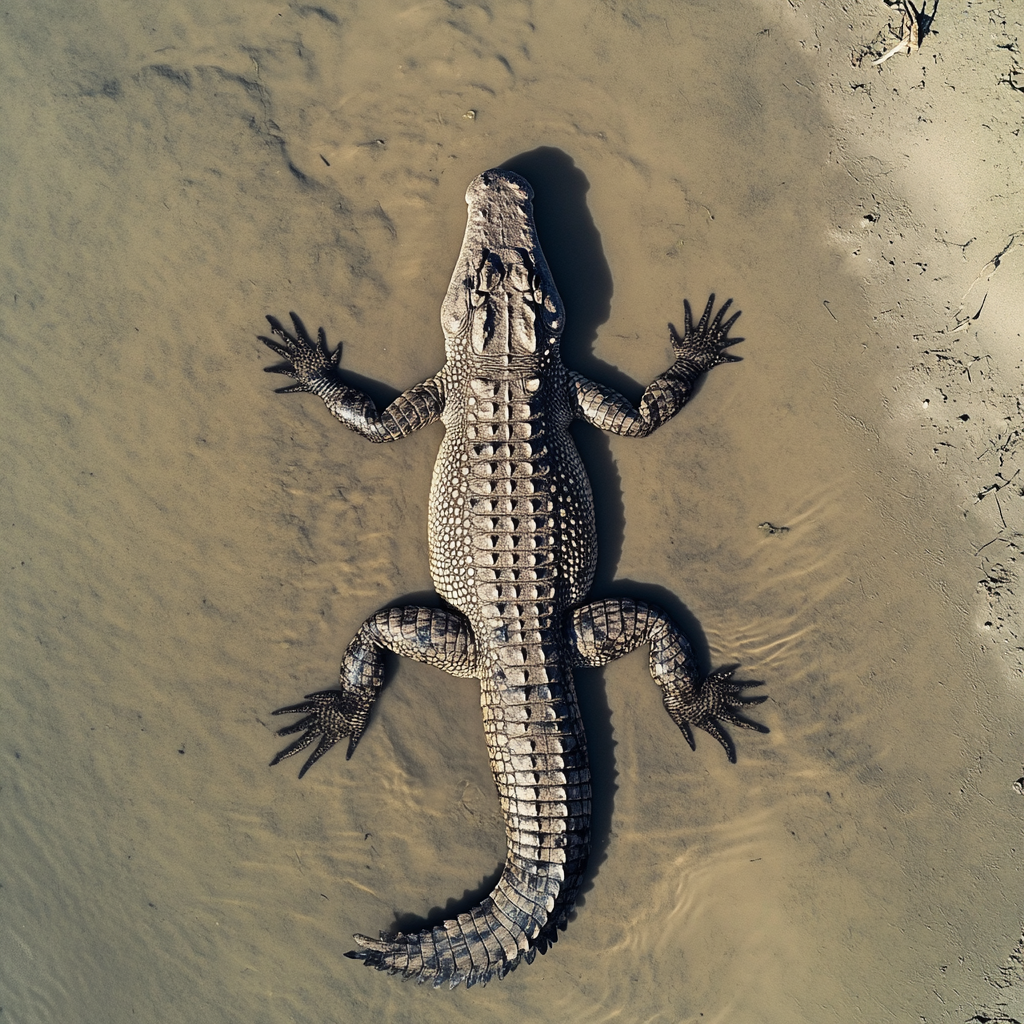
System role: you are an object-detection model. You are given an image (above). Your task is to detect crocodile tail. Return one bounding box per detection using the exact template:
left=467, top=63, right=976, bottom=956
left=344, top=854, right=579, bottom=988
left=346, top=660, right=592, bottom=987
left=345, top=796, right=591, bottom=987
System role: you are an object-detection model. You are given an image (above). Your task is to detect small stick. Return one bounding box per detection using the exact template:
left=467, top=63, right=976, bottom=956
left=872, top=0, right=920, bottom=65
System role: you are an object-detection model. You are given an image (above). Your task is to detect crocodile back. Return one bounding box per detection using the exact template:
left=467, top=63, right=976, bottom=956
left=430, top=366, right=596, bottom=616
left=352, top=169, right=598, bottom=986
left=434, top=361, right=596, bottom=943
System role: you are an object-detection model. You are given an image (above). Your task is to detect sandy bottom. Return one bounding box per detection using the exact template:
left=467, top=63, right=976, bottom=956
left=2, top=1, right=1023, bottom=1021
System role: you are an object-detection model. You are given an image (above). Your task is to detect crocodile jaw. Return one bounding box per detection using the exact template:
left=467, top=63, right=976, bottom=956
left=441, top=169, right=565, bottom=368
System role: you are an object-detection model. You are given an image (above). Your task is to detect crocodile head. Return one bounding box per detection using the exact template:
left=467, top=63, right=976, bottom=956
left=441, top=169, right=565, bottom=370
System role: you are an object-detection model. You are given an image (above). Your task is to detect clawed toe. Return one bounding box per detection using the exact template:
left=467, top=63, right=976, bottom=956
left=670, top=294, right=744, bottom=371
left=258, top=312, right=339, bottom=392
left=665, top=667, right=768, bottom=763
left=269, top=687, right=371, bottom=776
left=271, top=692, right=327, bottom=719
left=269, top=730, right=318, bottom=769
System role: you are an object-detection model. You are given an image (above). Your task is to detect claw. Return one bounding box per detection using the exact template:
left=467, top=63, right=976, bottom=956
left=313, top=323, right=333, bottom=363
left=258, top=311, right=338, bottom=393
left=718, top=310, right=742, bottom=340
left=272, top=695, right=322, bottom=717
left=265, top=314, right=294, bottom=345
left=683, top=296, right=695, bottom=337
left=297, top=735, right=336, bottom=778
left=663, top=666, right=768, bottom=762
left=695, top=293, right=716, bottom=336
left=671, top=294, right=744, bottom=368
left=269, top=687, right=371, bottom=776
left=678, top=720, right=696, bottom=752
left=700, top=718, right=735, bottom=763
left=270, top=723, right=342, bottom=778
left=260, top=335, right=295, bottom=360
left=269, top=730, right=317, bottom=767
left=731, top=688, right=769, bottom=707
left=287, top=310, right=311, bottom=342
left=722, top=711, right=770, bottom=732
left=274, top=714, right=317, bottom=737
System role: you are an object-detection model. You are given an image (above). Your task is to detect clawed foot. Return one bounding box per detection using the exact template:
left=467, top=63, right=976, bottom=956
left=270, top=687, right=373, bottom=777
left=668, top=294, right=743, bottom=375
left=259, top=312, right=340, bottom=394
left=662, top=667, right=767, bottom=763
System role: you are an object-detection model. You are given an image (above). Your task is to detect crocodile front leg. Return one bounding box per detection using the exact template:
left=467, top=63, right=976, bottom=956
left=260, top=312, right=445, bottom=442
left=570, top=294, right=741, bottom=437
left=568, top=598, right=767, bottom=762
left=271, top=605, right=477, bottom=777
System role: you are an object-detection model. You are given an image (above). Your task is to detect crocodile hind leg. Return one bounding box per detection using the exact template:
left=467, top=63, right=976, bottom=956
left=270, top=605, right=477, bottom=777
left=568, top=598, right=767, bottom=762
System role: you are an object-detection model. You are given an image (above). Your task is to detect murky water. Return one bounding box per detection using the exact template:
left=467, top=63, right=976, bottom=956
left=3, top=1, right=1021, bottom=1022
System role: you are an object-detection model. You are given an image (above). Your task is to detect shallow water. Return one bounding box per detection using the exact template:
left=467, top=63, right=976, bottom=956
left=3, top=1, right=1022, bottom=1021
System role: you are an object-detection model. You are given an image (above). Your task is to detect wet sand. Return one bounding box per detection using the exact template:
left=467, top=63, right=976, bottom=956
left=2, top=1, right=1023, bottom=1021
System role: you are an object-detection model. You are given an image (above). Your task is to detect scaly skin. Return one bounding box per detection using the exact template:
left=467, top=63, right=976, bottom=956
left=258, top=169, right=767, bottom=988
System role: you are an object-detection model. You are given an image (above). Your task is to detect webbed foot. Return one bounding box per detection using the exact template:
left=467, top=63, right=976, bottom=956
left=270, top=687, right=373, bottom=777
left=662, top=667, right=767, bottom=763
left=259, top=312, right=340, bottom=394
left=668, top=294, right=743, bottom=375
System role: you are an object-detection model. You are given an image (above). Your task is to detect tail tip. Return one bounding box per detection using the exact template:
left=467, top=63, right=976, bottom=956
left=346, top=932, right=392, bottom=968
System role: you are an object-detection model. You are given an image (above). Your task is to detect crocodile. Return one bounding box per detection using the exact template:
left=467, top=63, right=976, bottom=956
left=258, top=168, right=767, bottom=989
